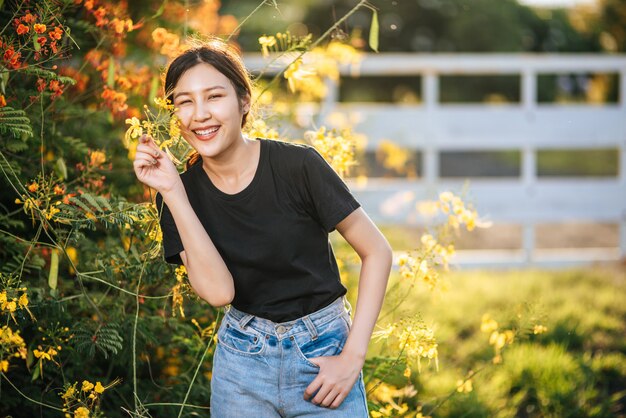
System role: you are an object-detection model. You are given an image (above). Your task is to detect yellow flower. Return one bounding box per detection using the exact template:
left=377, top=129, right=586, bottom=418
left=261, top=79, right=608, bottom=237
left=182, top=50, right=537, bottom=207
left=258, top=35, right=276, bottom=57
left=81, top=380, right=94, bottom=392
left=62, top=384, right=75, bottom=400
left=89, top=150, right=106, bottom=167
left=169, top=115, right=181, bottom=140
left=74, top=406, right=90, bottom=418
left=28, top=182, right=39, bottom=192
left=533, top=324, right=548, bottom=335
left=33, top=348, right=51, bottom=360
left=480, top=314, right=498, bottom=334
left=0, top=360, right=8, bottom=372
left=456, top=378, right=473, bottom=393
left=124, top=116, right=143, bottom=147
left=94, top=381, right=105, bottom=394
left=154, top=97, right=174, bottom=111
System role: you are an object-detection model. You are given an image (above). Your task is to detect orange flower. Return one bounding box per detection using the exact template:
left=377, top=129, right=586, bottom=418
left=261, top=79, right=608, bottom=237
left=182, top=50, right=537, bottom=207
left=28, top=182, right=38, bottom=192
left=21, top=13, right=36, bottom=24
left=49, top=80, right=64, bottom=98
left=37, top=36, right=47, bottom=46
left=3, top=48, right=22, bottom=69
left=33, top=23, right=46, bottom=34
left=16, top=24, right=29, bottom=35
left=54, top=184, right=65, bottom=195
left=49, top=27, right=63, bottom=40
left=0, top=95, right=6, bottom=107
left=36, top=78, right=46, bottom=92
left=93, top=7, right=108, bottom=27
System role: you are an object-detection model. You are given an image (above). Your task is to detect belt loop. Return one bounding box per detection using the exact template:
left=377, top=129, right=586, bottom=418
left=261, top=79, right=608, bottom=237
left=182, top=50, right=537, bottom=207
left=239, top=314, right=254, bottom=329
left=302, top=315, right=318, bottom=340
left=343, top=296, right=353, bottom=317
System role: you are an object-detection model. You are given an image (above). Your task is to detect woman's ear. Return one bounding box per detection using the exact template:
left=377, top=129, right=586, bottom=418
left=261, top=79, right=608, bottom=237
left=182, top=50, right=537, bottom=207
left=241, top=94, right=251, bottom=114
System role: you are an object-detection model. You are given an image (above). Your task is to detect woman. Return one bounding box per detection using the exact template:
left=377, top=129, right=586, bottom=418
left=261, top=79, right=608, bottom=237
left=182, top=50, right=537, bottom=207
left=133, top=37, right=392, bottom=417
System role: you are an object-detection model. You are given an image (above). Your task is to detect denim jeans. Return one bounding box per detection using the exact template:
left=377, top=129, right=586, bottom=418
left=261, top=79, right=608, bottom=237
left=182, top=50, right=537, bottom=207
left=210, top=295, right=369, bottom=417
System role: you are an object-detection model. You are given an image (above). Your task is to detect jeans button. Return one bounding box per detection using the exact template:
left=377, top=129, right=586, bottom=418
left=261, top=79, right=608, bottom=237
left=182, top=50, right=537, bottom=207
left=276, top=325, right=286, bottom=334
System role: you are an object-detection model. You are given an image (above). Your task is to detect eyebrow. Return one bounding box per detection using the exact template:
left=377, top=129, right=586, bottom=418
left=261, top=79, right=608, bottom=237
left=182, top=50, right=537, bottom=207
left=173, top=86, right=226, bottom=99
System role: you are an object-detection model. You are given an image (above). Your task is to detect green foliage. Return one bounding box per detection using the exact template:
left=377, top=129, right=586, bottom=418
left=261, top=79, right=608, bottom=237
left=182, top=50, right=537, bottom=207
left=73, top=321, right=124, bottom=359
left=0, top=107, right=33, bottom=138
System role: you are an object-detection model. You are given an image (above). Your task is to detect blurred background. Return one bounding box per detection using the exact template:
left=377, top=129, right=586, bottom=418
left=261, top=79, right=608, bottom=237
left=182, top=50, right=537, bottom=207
left=222, top=0, right=626, bottom=268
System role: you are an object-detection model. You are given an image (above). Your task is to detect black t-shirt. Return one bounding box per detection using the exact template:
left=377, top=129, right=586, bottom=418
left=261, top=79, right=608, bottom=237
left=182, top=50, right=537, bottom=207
left=155, top=138, right=361, bottom=322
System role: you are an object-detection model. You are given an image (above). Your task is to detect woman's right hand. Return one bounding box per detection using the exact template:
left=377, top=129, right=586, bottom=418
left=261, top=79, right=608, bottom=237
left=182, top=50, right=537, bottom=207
left=133, top=134, right=182, bottom=194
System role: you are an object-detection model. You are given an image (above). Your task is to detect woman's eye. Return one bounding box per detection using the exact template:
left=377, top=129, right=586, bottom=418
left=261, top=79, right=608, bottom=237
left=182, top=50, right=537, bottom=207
left=177, top=100, right=191, bottom=105
left=208, top=95, right=222, bottom=100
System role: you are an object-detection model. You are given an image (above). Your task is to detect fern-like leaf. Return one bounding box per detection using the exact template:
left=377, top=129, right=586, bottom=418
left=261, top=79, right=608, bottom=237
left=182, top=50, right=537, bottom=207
left=0, top=107, right=33, bottom=138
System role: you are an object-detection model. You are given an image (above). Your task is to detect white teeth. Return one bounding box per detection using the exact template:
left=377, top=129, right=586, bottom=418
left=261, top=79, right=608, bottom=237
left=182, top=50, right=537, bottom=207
left=194, top=127, right=219, bottom=136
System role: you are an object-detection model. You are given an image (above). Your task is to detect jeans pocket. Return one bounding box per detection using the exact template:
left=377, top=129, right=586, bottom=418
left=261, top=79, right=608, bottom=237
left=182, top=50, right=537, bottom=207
left=217, top=317, right=266, bottom=356
left=292, top=313, right=350, bottom=368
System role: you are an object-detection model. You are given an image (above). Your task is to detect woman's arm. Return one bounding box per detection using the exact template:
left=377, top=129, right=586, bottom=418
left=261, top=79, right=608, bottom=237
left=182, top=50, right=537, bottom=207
left=135, top=133, right=234, bottom=307
left=161, top=185, right=235, bottom=307
left=303, top=207, right=393, bottom=408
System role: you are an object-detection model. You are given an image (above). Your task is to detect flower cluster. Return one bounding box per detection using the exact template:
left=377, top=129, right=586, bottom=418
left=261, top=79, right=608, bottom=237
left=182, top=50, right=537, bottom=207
left=481, top=314, right=516, bottom=364
left=5, top=10, right=65, bottom=66
left=437, top=191, right=479, bottom=232
left=151, top=27, right=188, bottom=58
left=367, top=380, right=422, bottom=417
left=304, top=126, right=358, bottom=178
left=14, top=175, right=73, bottom=224
left=376, top=140, right=414, bottom=175
left=77, top=0, right=136, bottom=54
left=0, top=325, right=27, bottom=374
left=124, top=97, right=187, bottom=165
left=171, top=265, right=190, bottom=317
left=59, top=377, right=121, bottom=418
left=0, top=288, right=35, bottom=323
left=372, top=316, right=439, bottom=374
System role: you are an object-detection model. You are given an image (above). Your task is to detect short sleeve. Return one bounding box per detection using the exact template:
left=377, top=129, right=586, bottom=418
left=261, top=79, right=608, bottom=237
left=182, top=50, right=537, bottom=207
left=301, top=146, right=361, bottom=233
left=155, top=192, right=184, bottom=265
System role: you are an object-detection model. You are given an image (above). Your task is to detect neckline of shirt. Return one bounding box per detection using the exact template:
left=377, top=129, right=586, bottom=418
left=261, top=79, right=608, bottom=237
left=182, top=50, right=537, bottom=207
left=194, top=137, right=267, bottom=201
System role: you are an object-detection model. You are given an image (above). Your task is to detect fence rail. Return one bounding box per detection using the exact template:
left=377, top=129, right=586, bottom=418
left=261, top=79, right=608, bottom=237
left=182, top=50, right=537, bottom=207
left=245, top=53, right=626, bottom=267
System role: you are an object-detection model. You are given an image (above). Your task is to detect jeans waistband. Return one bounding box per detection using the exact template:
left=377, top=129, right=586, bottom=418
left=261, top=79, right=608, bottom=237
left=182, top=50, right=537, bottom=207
left=223, top=296, right=352, bottom=340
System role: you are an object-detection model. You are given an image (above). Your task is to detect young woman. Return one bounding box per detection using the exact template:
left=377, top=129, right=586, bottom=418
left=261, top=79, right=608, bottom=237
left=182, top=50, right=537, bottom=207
left=133, top=37, right=392, bottom=417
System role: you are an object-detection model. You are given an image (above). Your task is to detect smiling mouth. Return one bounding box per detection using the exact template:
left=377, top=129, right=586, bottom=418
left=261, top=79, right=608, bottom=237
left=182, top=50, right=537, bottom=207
left=192, top=126, right=220, bottom=139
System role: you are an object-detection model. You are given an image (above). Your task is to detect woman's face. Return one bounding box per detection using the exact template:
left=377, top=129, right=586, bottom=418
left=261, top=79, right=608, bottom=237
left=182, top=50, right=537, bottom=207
left=172, top=62, right=249, bottom=159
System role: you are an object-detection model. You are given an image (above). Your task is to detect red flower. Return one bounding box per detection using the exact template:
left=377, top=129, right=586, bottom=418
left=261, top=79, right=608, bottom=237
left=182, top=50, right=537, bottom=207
left=50, top=41, right=58, bottom=54
left=37, top=36, right=47, bottom=46
left=37, top=78, right=47, bottom=92
left=16, top=24, right=29, bottom=35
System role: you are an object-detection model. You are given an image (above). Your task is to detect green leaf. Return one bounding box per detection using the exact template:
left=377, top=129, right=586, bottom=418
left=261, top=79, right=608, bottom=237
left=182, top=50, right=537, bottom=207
left=31, top=362, right=40, bottom=381
left=56, top=157, right=67, bottom=180
left=48, top=249, right=59, bottom=290
left=148, top=75, right=159, bottom=104
left=0, top=67, right=8, bottom=95
left=369, top=10, right=379, bottom=53
left=107, top=56, right=115, bottom=88
left=33, top=36, right=41, bottom=52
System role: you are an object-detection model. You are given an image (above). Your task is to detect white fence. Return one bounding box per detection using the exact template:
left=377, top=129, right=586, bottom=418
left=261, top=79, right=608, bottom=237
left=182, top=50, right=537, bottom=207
left=245, top=53, right=626, bottom=267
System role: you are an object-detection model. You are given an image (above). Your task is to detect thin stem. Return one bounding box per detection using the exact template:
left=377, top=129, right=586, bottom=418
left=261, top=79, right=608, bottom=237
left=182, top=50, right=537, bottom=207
left=0, top=372, right=65, bottom=412
left=176, top=309, right=222, bottom=418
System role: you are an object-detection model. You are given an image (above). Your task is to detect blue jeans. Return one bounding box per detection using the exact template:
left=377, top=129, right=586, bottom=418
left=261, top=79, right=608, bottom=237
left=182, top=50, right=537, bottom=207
left=210, top=296, right=369, bottom=417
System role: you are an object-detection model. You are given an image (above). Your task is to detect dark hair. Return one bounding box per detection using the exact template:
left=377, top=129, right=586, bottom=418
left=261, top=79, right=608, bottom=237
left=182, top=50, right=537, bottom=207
left=164, top=38, right=253, bottom=170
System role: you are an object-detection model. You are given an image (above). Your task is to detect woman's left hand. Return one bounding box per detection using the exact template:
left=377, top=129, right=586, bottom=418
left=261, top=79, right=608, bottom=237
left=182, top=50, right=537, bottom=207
left=303, top=350, right=365, bottom=409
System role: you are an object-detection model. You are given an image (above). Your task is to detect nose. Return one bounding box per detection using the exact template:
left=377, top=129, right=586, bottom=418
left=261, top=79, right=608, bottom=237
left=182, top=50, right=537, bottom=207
left=192, top=100, right=211, bottom=122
